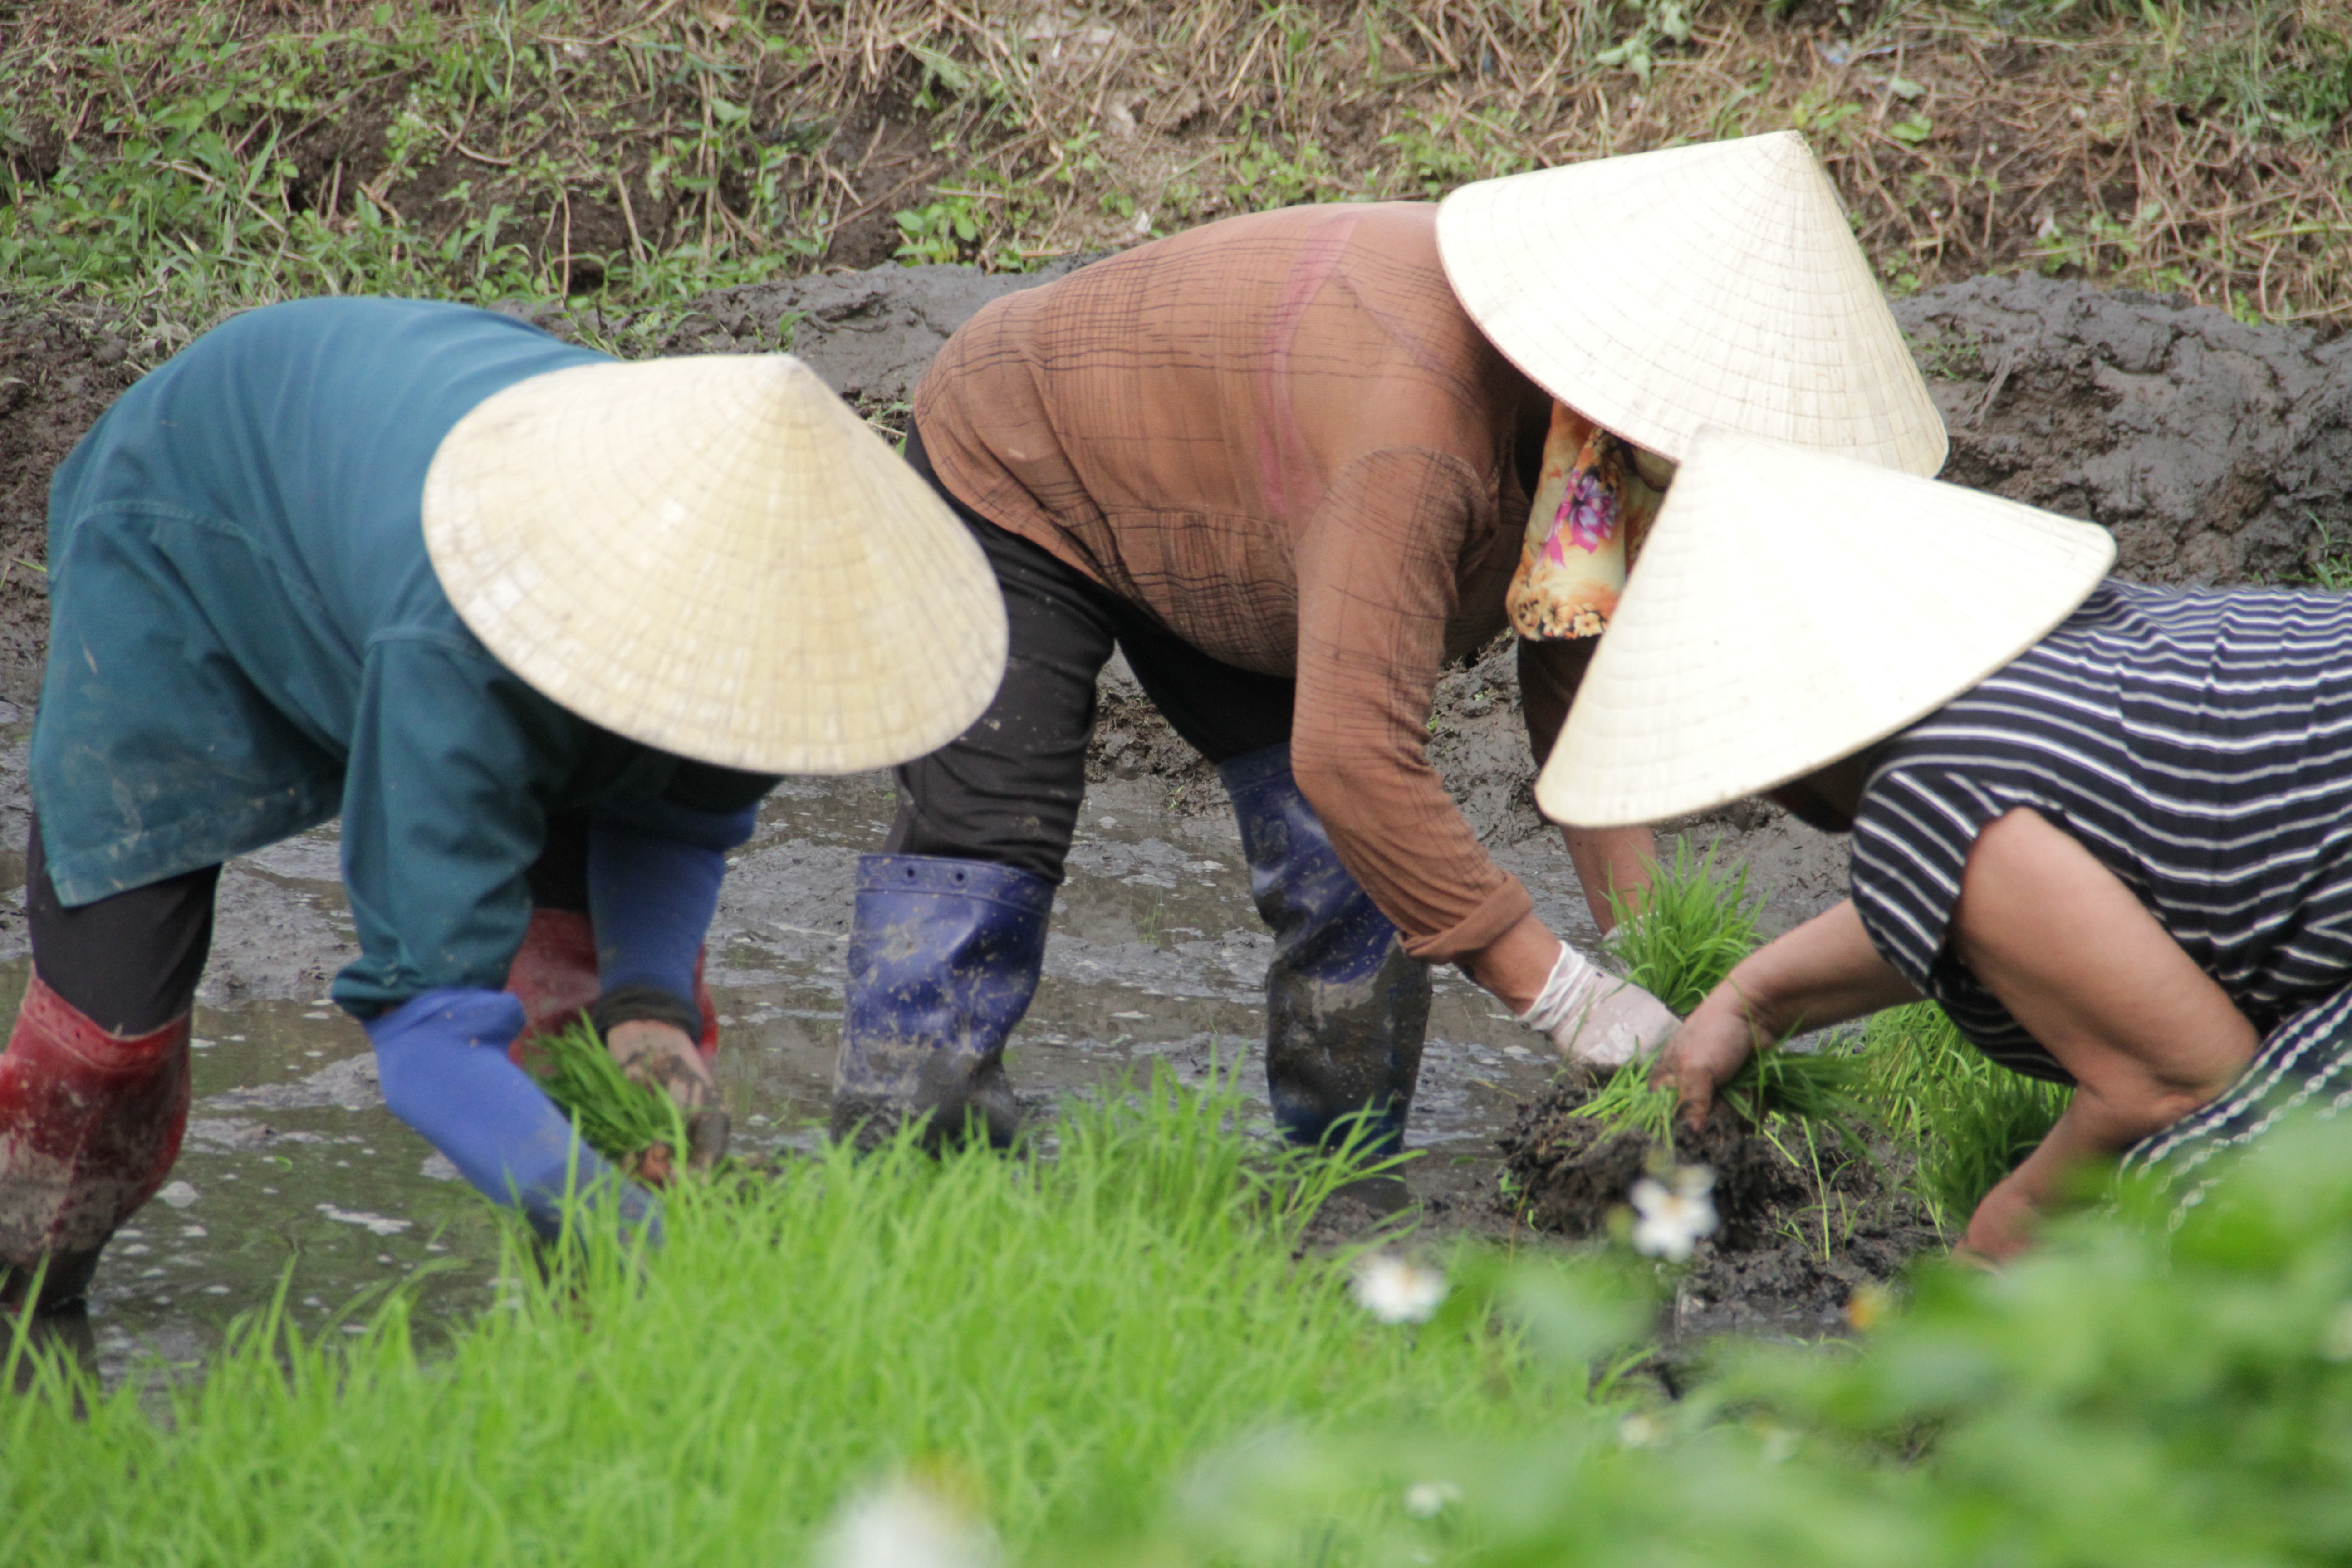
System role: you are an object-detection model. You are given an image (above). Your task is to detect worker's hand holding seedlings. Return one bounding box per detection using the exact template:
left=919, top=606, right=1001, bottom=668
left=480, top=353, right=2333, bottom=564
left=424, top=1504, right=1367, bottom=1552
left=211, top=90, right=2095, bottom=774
left=1548, top=428, right=2335, bottom=1265
left=0, top=301, right=1005, bottom=1312
left=843, top=132, right=1942, bottom=1154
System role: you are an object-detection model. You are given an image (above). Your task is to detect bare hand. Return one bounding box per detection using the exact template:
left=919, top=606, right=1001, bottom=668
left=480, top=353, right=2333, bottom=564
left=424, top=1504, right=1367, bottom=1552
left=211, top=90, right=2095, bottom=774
left=1955, top=1174, right=2038, bottom=1264
left=605, top=1019, right=714, bottom=1111
left=1655, top=999, right=1755, bottom=1129
left=1656, top=901, right=1921, bottom=1129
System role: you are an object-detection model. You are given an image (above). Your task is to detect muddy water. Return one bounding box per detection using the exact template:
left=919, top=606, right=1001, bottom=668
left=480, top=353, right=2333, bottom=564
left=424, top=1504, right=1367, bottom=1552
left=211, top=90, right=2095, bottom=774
left=12, top=752, right=1590, bottom=1382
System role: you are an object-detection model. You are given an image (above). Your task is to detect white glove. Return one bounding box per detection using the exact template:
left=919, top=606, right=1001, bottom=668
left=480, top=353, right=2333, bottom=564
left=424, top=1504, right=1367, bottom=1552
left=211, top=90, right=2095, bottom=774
left=1516, top=943, right=1680, bottom=1069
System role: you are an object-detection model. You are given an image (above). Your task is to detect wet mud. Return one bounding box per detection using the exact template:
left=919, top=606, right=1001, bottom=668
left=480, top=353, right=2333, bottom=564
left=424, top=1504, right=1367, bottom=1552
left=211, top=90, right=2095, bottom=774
left=3, top=261, right=2350, bottom=1371
left=1499, top=1070, right=1942, bottom=1340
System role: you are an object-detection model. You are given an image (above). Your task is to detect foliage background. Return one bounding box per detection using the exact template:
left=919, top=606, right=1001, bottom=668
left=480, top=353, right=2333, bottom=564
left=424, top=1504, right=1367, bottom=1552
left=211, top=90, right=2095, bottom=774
left=2, top=0, right=2347, bottom=348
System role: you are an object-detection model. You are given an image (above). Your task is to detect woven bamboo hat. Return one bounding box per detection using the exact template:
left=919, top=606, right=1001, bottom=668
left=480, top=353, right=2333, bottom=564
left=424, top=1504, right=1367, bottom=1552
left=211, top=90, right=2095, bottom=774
left=1437, top=131, right=1947, bottom=476
left=422, top=354, right=1006, bottom=775
left=1537, top=429, right=2114, bottom=828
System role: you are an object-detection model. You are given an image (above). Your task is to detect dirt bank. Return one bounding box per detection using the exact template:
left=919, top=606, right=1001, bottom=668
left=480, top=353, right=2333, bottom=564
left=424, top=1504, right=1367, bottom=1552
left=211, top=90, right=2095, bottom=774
left=8, top=262, right=2352, bottom=873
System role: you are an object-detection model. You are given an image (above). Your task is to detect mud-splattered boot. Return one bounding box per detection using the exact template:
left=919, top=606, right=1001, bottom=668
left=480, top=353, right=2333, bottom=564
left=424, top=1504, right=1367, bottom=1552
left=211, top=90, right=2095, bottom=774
left=833, top=854, right=1053, bottom=1150
left=503, top=908, right=722, bottom=1061
left=0, top=976, right=193, bottom=1314
left=1220, top=745, right=1433, bottom=1158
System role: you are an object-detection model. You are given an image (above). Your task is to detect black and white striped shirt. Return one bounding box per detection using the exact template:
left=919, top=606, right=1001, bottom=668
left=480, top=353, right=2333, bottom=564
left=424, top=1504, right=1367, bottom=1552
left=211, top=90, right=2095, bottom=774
left=1851, top=581, right=2352, bottom=1080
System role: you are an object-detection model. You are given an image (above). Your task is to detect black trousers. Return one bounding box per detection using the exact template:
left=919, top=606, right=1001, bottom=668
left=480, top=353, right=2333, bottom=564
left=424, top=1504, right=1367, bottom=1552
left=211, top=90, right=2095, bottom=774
left=24, top=812, right=597, bottom=1037
left=887, top=424, right=1295, bottom=886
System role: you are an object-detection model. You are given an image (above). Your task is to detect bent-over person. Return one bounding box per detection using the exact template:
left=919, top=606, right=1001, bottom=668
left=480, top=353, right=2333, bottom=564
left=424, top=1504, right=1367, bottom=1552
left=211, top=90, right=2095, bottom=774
left=0, top=298, right=1004, bottom=1313
left=835, top=131, right=1946, bottom=1153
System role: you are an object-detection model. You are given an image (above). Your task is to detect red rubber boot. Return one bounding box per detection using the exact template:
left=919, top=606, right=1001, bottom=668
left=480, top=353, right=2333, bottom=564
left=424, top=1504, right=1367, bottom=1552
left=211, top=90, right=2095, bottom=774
left=691, top=947, right=720, bottom=1062
left=503, top=909, right=602, bottom=1068
left=506, top=911, right=722, bottom=1062
left=0, top=976, right=192, bottom=1313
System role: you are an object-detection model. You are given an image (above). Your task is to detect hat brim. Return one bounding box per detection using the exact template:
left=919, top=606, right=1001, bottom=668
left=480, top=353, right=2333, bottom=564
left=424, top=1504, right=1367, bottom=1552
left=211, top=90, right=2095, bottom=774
left=424, top=355, right=1007, bottom=776
left=1537, top=428, right=2115, bottom=828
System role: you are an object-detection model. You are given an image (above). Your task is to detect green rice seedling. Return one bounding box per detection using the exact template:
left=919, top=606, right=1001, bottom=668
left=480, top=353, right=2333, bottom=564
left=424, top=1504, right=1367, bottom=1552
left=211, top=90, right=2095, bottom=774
left=1605, top=839, right=1764, bottom=1015
left=1576, top=1054, right=1680, bottom=1143
left=1726, top=1047, right=1875, bottom=1138
left=1576, top=1038, right=1876, bottom=1155
left=1854, top=1001, right=2070, bottom=1229
left=526, top=1019, right=690, bottom=1173
left=0, top=1062, right=1593, bottom=1568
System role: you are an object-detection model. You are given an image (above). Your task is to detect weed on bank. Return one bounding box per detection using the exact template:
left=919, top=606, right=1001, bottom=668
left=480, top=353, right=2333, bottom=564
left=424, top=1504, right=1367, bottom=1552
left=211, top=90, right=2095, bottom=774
left=3, top=0, right=2347, bottom=344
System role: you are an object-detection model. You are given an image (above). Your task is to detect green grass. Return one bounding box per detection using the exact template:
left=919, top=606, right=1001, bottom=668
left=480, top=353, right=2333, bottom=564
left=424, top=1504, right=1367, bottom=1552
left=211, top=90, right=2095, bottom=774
left=0, top=5, right=832, bottom=343
left=1853, top=1001, right=2071, bottom=1229
left=1156, top=1113, right=2352, bottom=1568
left=0, top=1064, right=1588, bottom=1568
left=1605, top=839, right=1764, bottom=1017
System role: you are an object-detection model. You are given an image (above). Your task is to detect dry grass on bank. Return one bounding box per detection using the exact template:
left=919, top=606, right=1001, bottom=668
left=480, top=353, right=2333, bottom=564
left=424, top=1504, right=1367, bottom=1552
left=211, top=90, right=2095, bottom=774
left=1, top=0, right=2347, bottom=330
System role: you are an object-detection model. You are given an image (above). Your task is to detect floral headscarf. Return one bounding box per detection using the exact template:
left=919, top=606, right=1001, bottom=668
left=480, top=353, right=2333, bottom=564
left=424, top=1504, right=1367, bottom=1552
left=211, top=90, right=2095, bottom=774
left=1507, top=402, right=1668, bottom=640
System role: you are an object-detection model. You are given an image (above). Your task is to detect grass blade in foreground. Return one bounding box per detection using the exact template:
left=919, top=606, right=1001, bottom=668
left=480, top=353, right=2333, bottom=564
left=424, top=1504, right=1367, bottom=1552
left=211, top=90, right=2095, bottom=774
left=0, top=1064, right=1587, bottom=1568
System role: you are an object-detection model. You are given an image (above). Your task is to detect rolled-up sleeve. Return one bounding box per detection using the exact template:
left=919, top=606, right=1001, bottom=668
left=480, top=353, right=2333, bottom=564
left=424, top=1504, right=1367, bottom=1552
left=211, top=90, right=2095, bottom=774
left=1290, top=447, right=1533, bottom=964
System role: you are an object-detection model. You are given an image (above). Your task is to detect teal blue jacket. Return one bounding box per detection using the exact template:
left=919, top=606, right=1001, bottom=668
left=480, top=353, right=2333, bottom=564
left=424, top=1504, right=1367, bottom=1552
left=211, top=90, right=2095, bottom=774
left=37, top=298, right=774, bottom=1015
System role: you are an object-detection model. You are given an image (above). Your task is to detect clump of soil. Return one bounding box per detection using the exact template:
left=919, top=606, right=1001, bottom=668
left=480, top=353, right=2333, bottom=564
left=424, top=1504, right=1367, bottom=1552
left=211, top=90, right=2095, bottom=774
left=0, top=295, right=152, bottom=705
left=1499, top=1068, right=1944, bottom=1338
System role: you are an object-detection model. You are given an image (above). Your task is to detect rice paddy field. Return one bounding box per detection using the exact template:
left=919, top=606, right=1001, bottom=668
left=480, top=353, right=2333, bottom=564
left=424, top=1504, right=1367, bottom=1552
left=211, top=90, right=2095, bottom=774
left=13, top=1044, right=2352, bottom=1568
left=7, top=0, right=2352, bottom=1561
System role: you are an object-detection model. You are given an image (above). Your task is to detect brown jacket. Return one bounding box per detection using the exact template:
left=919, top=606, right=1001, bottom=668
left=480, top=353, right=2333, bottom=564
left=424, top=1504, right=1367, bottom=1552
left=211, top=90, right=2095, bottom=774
left=914, top=201, right=1579, bottom=963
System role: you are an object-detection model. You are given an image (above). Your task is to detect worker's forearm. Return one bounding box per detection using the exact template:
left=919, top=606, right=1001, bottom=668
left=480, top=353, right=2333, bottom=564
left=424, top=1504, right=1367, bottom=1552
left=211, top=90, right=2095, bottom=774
left=1705, top=900, right=1919, bottom=1043
left=366, top=989, right=662, bottom=1245
left=1463, top=913, right=1562, bottom=1014
left=1963, top=1069, right=2238, bottom=1259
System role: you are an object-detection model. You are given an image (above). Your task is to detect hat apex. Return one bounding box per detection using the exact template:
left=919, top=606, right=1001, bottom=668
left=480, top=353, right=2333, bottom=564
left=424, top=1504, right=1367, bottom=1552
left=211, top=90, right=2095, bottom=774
left=1438, top=131, right=1948, bottom=476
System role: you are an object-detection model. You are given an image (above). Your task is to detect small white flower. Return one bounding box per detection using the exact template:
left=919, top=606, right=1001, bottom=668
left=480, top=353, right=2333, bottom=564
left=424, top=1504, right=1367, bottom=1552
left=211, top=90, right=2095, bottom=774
left=1629, top=1165, right=1718, bottom=1262
left=157, top=1180, right=199, bottom=1210
left=1402, top=1480, right=1462, bottom=1519
left=1617, top=1411, right=1666, bottom=1448
left=818, top=1476, right=994, bottom=1568
left=1350, top=1254, right=1448, bottom=1324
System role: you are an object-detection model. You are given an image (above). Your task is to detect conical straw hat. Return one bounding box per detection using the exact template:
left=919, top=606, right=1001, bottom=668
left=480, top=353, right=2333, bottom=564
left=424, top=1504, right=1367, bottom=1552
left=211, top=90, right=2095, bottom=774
left=422, top=354, right=1007, bottom=775
left=1538, top=428, right=2114, bottom=828
left=1438, top=131, right=1947, bottom=476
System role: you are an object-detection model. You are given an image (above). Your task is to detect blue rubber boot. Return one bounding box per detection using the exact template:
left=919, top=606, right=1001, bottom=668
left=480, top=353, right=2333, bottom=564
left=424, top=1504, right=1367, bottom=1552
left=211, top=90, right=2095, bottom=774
left=832, top=854, right=1054, bottom=1150
left=1219, top=745, right=1432, bottom=1157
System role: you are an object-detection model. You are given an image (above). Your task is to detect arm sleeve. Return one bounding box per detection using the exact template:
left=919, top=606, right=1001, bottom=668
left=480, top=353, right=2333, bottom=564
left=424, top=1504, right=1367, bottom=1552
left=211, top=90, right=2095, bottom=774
left=1849, top=763, right=2013, bottom=994
left=1290, top=446, right=1534, bottom=964
left=332, top=633, right=578, bottom=1017
left=1850, top=763, right=2070, bottom=1081
left=587, top=793, right=763, bottom=1025
left=365, top=987, right=661, bottom=1245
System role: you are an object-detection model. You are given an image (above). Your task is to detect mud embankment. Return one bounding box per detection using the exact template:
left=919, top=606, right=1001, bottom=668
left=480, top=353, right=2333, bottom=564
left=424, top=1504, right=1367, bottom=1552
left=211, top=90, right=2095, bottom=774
left=10, top=262, right=2347, bottom=856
